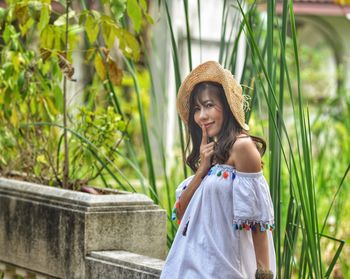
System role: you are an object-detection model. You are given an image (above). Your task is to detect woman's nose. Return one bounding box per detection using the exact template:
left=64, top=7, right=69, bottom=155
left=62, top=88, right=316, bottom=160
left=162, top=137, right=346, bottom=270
left=199, top=109, right=208, bottom=120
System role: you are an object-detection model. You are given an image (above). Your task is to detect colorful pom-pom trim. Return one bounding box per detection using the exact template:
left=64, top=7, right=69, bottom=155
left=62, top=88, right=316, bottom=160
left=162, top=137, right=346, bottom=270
left=207, top=165, right=236, bottom=180
left=172, top=206, right=181, bottom=224
left=172, top=183, right=190, bottom=223
left=171, top=207, right=177, bottom=221
left=233, top=222, right=275, bottom=232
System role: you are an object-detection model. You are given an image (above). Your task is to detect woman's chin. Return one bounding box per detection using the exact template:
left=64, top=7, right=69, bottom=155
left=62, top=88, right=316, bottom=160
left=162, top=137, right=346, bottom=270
left=207, top=131, right=219, bottom=138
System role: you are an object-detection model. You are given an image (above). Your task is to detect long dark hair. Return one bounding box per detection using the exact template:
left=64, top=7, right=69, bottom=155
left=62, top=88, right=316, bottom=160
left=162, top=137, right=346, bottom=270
left=185, top=82, right=266, bottom=172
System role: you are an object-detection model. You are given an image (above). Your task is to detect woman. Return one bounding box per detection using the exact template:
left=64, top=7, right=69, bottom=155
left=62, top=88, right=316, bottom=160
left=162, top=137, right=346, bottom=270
left=160, top=61, right=276, bottom=279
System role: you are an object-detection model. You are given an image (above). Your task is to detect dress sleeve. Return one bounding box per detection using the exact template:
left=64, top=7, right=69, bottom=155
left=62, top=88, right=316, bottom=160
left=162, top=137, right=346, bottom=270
left=171, top=175, right=195, bottom=223
left=232, top=171, right=275, bottom=232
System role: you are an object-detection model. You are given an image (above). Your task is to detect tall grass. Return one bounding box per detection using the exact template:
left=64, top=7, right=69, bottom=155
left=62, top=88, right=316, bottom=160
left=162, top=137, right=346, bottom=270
left=151, top=0, right=348, bottom=277
left=25, top=0, right=345, bottom=275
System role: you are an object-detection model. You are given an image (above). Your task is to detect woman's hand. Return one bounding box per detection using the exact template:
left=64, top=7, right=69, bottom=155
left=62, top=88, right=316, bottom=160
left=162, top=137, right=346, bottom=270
left=197, top=124, right=215, bottom=177
left=176, top=125, right=215, bottom=221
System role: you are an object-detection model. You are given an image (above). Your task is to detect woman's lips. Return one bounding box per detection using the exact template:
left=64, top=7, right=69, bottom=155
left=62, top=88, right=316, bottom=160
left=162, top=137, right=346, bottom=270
left=204, top=122, right=214, bottom=128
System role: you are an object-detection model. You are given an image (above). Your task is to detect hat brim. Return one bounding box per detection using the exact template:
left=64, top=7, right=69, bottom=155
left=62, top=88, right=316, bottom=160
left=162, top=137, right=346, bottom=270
left=176, top=61, right=249, bottom=131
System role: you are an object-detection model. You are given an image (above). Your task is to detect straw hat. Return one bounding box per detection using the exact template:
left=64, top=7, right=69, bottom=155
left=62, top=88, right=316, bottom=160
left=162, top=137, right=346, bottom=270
left=176, top=61, right=249, bottom=130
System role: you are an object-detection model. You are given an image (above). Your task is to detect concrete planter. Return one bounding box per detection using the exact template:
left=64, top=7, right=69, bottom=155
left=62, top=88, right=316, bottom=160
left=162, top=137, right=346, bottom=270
left=0, top=177, right=166, bottom=278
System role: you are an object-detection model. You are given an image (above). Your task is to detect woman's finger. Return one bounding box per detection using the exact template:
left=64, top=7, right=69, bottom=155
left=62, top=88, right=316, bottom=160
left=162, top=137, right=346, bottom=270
left=202, top=142, right=215, bottom=151
left=201, top=124, right=208, bottom=146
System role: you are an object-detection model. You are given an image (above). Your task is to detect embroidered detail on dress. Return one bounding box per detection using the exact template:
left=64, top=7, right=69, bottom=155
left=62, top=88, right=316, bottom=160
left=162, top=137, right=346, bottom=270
left=172, top=184, right=188, bottom=223
left=233, top=220, right=275, bottom=231
left=207, top=164, right=235, bottom=179
left=172, top=200, right=181, bottom=223
left=182, top=218, right=190, bottom=236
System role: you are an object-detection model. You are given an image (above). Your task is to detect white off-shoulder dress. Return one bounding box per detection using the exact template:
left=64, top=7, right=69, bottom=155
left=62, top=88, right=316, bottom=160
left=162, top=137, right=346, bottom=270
left=160, top=164, right=276, bottom=279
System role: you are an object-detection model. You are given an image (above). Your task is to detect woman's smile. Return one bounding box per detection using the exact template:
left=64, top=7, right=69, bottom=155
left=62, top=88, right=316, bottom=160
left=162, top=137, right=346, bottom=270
left=203, top=122, right=214, bottom=129
left=193, top=89, right=224, bottom=138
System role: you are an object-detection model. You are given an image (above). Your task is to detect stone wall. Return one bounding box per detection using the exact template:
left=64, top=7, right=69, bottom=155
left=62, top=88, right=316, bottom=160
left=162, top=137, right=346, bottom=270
left=0, top=178, right=166, bottom=278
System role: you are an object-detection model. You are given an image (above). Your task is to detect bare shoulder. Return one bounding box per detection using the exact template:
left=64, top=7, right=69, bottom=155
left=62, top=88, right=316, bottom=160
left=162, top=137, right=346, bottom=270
left=231, top=136, right=262, bottom=173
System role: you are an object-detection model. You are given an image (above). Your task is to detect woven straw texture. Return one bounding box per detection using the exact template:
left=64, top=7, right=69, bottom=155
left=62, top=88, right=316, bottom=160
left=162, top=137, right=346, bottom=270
left=176, top=61, right=249, bottom=130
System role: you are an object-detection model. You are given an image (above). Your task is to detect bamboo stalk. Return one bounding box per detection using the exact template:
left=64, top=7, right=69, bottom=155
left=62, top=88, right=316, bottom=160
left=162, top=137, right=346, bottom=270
left=63, top=0, right=70, bottom=189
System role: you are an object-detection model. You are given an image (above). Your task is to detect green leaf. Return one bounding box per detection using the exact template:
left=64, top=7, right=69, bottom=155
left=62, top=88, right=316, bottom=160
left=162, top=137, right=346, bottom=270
left=85, top=13, right=99, bottom=44
left=0, top=8, right=7, bottom=26
left=30, top=98, right=37, bottom=114
left=14, top=3, right=30, bottom=24
left=17, top=71, right=25, bottom=90
left=127, top=0, right=142, bottom=33
left=38, top=5, right=50, bottom=33
left=54, top=11, right=76, bottom=26
left=37, top=154, right=48, bottom=165
left=85, top=47, right=96, bottom=63
left=101, top=16, right=112, bottom=45
left=115, top=28, right=140, bottom=61
left=112, top=0, right=127, bottom=21
left=53, top=85, right=63, bottom=112
left=67, top=26, right=82, bottom=56
left=3, top=25, right=15, bottom=44
left=54, top=26, right=63, bottom=50
left=34, top=164, right=41, bottom=177
left=140, top=0, right=147, bottom=11
left=145, top=13, right=154, bottom=24
left=19, top=17, right=35, bottom=36
left=28, top=1, right=42, bottom=21
left=9, top=107, right=19, bottom=127
left=40, top=25, right=54, bottom=49
left=91, top=10, right=101, bottom=20
left=94, top=53, right=106, bottom=80
left=107, top=24, right=118, bottom=49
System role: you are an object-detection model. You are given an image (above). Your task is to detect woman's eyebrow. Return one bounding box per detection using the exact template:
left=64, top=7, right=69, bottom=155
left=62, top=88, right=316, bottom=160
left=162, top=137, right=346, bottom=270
left=198, top=99, right=213, bottom=105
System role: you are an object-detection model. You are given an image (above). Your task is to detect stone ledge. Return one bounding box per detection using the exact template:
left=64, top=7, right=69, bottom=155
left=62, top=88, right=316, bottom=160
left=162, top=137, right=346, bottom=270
left=0, top=177, right=167, bottom=278
left=86, top=251, right=164, bottom=279
left=0, top=178, right=156, bottom=212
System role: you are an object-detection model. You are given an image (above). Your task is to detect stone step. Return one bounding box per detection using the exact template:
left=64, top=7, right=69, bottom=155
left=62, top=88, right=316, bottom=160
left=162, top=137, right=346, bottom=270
left=86, top=250, right=165, bottom=279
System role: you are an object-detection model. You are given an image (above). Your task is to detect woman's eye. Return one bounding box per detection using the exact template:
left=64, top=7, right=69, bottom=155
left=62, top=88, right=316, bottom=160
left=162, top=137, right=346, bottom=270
left=206, top=103, right=213, bottom=108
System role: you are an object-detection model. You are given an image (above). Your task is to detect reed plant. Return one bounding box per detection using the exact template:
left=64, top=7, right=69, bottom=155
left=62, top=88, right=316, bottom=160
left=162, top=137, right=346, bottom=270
left=1, top=0, right=349, bottom=276
left=152, top=0, right=349, bottom=277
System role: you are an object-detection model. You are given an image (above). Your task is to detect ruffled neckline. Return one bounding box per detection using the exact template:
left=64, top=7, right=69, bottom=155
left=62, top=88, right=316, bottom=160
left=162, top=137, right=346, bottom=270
left=211, top=164, right=263, bottom=177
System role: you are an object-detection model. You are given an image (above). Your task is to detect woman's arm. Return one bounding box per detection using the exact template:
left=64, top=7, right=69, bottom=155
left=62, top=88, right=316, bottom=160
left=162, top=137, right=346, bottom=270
left=231, top=137, right=271, bottom=272
left=176, top=125, right=214, bottom=220
left=176, top=172, right=204, bottom=220
left=252, top=228, right=269, bottom=270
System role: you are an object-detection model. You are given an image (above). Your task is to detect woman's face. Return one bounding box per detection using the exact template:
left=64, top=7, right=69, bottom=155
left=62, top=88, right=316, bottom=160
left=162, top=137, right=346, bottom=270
left=193, top=89, right=224, bottom=138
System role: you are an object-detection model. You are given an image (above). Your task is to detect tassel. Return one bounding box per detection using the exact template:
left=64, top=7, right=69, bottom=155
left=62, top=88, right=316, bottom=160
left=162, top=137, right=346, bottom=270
left=223, top=171, right=229, bottom=179
left=171, top=208, right=176, bottom=221
left=217, top=171, right=222, bottom=177
left=182, top=219, right=190, bottom=236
